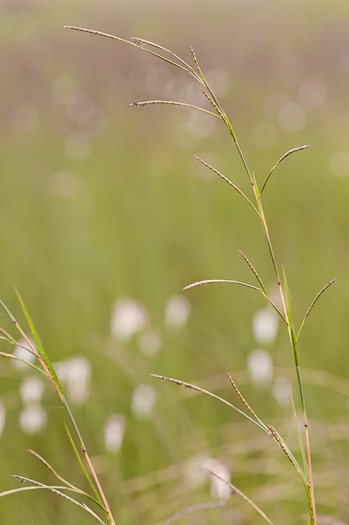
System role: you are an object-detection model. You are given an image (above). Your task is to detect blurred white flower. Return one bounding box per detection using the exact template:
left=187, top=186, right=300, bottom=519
left=111, top=298, right=148, bottom=341
left=55, top=357, right=91, bottom=405
left=0, top=401, right=6, bottom=436
left=184, top=455, right=230, bottom=499
left=209, top=459, right=231, bottom=500
left=184, top=455, right=212, bottom=488
left=247, top=349, right=273, bottom=385
left=20, top=376, right=45, bottom=404
left=252, top=308, right=278, bottom=345
left=13, top=338, right=36, bottom=370
left=165, top=295, right=190, bottom=330
left=138, top=330, right=162, bottom=356
left=104, top=414, right=126, bottom=453
left=19, top=404, right=46, bottom=435
left=273, top=377, right=292, bottom=407
left=131, top=384, right=156, bottom=419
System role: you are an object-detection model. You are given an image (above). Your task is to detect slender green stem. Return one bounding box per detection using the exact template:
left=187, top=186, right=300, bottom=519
left=223, top=97, right=316, bottom=524
left=62, top=28, right=319, bottom=523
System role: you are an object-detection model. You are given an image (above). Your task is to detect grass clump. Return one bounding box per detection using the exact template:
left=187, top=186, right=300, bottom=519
left=0, top=24, right=339, bottom=525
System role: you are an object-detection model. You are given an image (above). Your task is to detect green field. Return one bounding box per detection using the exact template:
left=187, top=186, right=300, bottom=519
left=1, top=1, right=349, bottom=523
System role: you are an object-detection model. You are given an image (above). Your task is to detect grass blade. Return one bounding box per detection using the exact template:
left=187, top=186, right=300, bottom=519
left=131, top=36, right=198, bottom=77
left=15, top=289, right=63, bottom=395
left=28, top=449, right=107, bottom=510
left=261, top=145, right=309, bottom=195
left=183, top=279, right=261, bottom=292
left=290, top=394, right=309, bottom=479
left=0, top=351, right=45, bottom=375
left=63, top=422, right=104, bottom=508
left=193, top=155, right=260, bottom=216
left=238, top=251, right=267, bottom=295
left=5, top=479, right=107, bottom=525
left=227, top=373, right=268, bottom=431
left=236, top=254, right=286, bottom=322
left=64, top=27, right=201, bottom=82
left=282, top=268, right=299, bottom=365
left=131, top=100, right=221, bottom=119
left=207, top=469, right=274, bottom=525
left=297, top=278, right=336, bottom=341
left=266, top=426, right=309, bottom=489
left=151, top=374, right=269, bottom=433
left=200, top=88, right=226, bottom=119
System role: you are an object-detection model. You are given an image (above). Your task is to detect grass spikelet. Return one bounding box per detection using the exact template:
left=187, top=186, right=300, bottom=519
left=261, top=145, right=309, bottom=194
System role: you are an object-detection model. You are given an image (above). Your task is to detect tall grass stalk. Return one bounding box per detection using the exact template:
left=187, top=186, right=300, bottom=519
left=0, top=24, right=336, bottom=524
left=0, top=291, right=116, bottom=525
left=63, top=25, right=336, bottom=524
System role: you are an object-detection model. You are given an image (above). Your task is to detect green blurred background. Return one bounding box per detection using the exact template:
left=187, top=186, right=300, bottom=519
left=1, top=0, right=349, bottom=523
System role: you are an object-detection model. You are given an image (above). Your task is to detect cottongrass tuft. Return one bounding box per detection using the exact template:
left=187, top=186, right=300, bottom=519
left=247, top=349, right=274, bottom=385
left=110, top=297, right=149, bottom=341
left=104, top=414, right=126, bottom=454
left=19, top=404, right=47, bottom=435
left=165, top=295, right=191, bottom=330
left=131, top=384, right=156, bottom=419
left=252, top=307, right=279, bottom=345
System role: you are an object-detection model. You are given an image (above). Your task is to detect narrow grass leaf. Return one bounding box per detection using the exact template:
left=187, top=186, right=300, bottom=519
left=0, top=328, right=17, bottom=345
left=227, top=373, right=268, bottom=431
left=0, top=352, right=45, bottom=375
left=189, top=45, right=226, bottom=119
left=131, top=37, right=198, bottom=76
left=200, top=88, right=225, bottom=119
left=151, top=374, right=269, bottom=433
left=189, top=45, right=204, bottom=79
left=63, top=422, right=104, bottom=508
left=283, top=268, right=307, bottom=422
left=28, top=449, right=107, bottom=510
left=7, top=479, right=107, bottom=525
left=0, top=299, right=17, bottom=322
left=15, top=289, right=63, bottom=395
left=64, top=27, right=200, bottom=82
left=261, top=145, right=309, bottom=195
left=282, top=269, right=299, bottom=364
left=297, top=278, right=336, bottom=341
left=28, top=449, right=80, bottom=490
left=131, top=100, right=221, bottom=119
left=0, top=333, right=45, bottom=372
left=235, top=255, right=286, bottom=321
left=261, top=294, right=287, bottom=323
left=207, top=469, right=274, bottom=525
left=252, top=172, right=261, bottom=199
left=194, top=155, right=260, bottom=215
left=183, top=279, right=261, bottom=292
left=290, top=394, right=309, bottom=478
left=267, top=426, right=309, bottom=490
left=239, top=251, right=268, bottom=295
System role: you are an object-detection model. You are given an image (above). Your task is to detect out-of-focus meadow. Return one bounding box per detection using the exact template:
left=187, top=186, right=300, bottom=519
left=1, top=0, right=349, bottom=523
